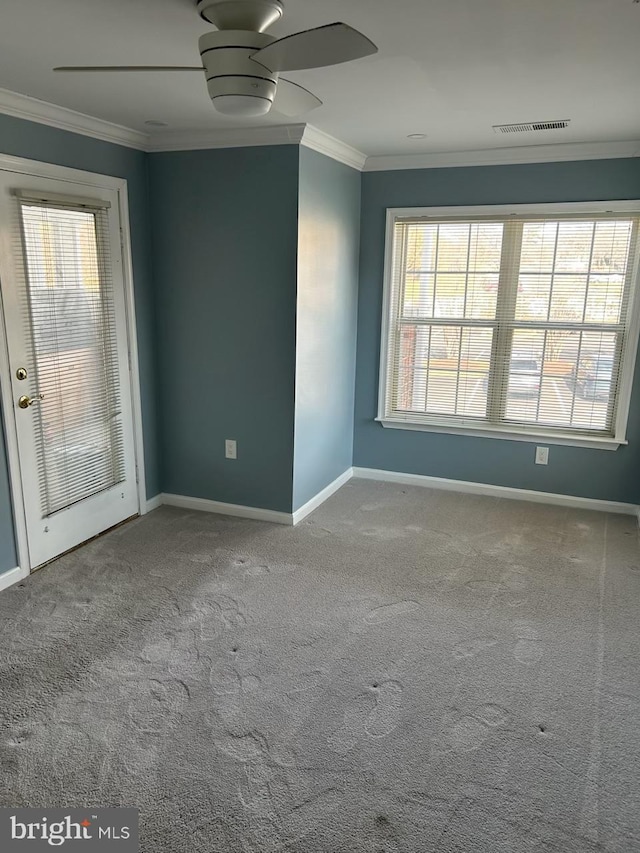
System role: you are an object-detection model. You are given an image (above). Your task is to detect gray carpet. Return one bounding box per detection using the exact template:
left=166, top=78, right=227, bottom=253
left=1, top=478, right=639, bottom=852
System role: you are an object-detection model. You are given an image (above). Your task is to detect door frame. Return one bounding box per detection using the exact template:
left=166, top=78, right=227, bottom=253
left=0, top=153, right=148, bottom=587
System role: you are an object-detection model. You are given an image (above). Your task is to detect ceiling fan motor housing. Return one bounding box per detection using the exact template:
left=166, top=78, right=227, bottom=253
left=196, top=0, right=283, bottom=33
left=199, top=30, right=278, bottom=116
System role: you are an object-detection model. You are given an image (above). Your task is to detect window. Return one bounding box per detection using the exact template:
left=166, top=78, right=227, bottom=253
left=18, top=196, right=125, bottom=515
left=379, top=204, right=640, bottom=448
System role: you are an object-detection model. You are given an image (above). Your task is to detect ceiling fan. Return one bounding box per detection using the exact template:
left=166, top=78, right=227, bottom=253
left=54, top=0, right=378, bottom=118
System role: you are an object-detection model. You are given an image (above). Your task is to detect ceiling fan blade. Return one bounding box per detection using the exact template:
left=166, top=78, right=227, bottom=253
left=273, top=78, right=322, bottom=116
left=251, top=22, right=377, bottom=73
left=54, top=66, right=204, bottom=72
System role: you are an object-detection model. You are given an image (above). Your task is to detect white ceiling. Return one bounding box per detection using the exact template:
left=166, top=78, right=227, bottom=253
left=0, top=0, right=639, bottom=157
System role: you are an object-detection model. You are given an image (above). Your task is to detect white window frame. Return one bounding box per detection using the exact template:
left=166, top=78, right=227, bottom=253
left=377, top=201, right=640, bottom=450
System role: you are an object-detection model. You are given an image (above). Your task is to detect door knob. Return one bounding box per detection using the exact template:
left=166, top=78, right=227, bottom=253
left=18, top=394, right=44, bottom=409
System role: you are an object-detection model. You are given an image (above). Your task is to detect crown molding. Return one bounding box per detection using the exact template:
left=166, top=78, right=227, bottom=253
left=300, top=126, right=367, bottom=171
left=147, top=122, right=307, bottom=152
left=0, top=85, right=366, bottom=168
left=148, top=123, right=367, bottom=169
left=0, top=86, right=148, bottom=151
left=364, top=139, right=640, bottom=172
left=1, top=86, right=638, bottom=173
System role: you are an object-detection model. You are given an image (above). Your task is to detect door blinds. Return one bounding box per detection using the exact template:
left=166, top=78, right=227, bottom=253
left=16, top=194, right=125, bottom=517
left=383, top=214, right=640, bottom=438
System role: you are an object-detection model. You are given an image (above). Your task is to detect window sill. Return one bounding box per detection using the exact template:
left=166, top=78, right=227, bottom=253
left=376, top=417, right=627, bottom=451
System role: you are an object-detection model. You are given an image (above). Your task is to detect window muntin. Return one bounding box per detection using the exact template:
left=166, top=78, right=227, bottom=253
left=381, top=210, right=640, bottom=443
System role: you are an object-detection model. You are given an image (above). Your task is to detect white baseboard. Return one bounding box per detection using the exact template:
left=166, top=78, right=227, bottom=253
left=352, top=467, right=639, bottom=517
left=160, top=493, right=293, bottom=525
left=137, top=467, right=637, bottom=530
left=144, top=494, right=163, bottom=514
left=158, top=472, right=354, bottom=527
left=0, top=565, right=29, bottom=593
left=292, top=468, right=353, bottom=525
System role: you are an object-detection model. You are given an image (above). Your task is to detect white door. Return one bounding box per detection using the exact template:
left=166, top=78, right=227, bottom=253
left=0, top=171, right=139, bottom=569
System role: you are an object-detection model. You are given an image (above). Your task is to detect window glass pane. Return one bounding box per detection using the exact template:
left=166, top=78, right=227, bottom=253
left=520, top=222, right=558, bottom=272
left=437, top=224, right=471, bottom=271
left=434, top=273, right=466, bottom=318
left=402, top=273, right=434, bottom=319
left=504, top=329, right=618, bottom=431
left=548, top=275, right=588, bottom=323
left=591, top=220, right=633, bottom=274
left=555, top=221, right=595, bottom=272
left=466, top=274, right=499, bottom=320
left=405, top=223, right=437, bottom=272
left=20, top=203, right=124, bottom=516
left=515, top=275, right=551, bottom=321
left=583, top=223, right=631, bottom=323
left=393, top=324, right=492, bottom=418
left=584, top=277, right=625, bottom=324
left=561, top=331, right=618, bottom=431
left=456, top=327, right=493, bottom=417
left=402, top=222, right=501, bottom=320
left=504, top=331, right=544, bottom=422
left=469, top=224, right=503, bottom=272
left=517, top=220, right=632, bottom=326
left=403, top=224, right=437, bottom=318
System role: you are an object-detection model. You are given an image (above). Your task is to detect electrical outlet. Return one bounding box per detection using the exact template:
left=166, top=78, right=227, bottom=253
left=225, top=439, right=237, bottom=460
left=535, top=446, right=549, bottom=465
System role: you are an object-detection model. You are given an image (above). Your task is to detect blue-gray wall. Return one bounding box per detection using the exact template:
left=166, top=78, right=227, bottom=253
left=0, top=113, right=159, bottom=575
left=150, top=146, right=300, bottom=513
left=292, top=148, right=361, bottom=511
left=1, top=122, right=638, bottom=579
left=354, top=158, right=640, bottom=503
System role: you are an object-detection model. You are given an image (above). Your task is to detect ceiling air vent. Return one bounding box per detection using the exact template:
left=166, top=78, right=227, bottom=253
left=493, top=120, right=571, bottom=135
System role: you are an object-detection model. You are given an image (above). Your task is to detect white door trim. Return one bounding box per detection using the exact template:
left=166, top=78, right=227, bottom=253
left=0, top=565, right=27, bottom=592
left=0, top=153, right=147, bottom=579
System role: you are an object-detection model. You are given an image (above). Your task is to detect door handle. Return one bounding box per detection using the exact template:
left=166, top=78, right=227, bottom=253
left=18, top=394, right=44, bottom=409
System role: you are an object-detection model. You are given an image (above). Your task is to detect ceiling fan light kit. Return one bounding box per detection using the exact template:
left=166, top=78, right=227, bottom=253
left=54, top=0, right=378, bottom=119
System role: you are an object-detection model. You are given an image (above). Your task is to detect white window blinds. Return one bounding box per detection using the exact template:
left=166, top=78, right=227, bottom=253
left=381, top=211, right=640, bottom=441
left=17, top=196, right=125, bottom=517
